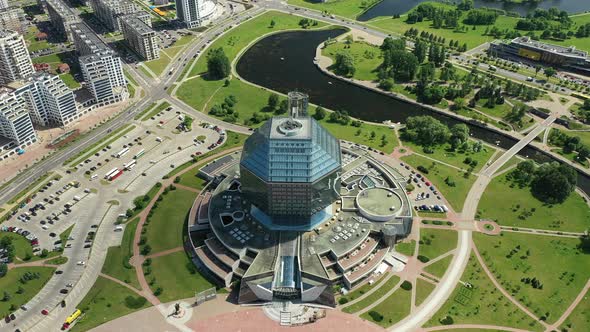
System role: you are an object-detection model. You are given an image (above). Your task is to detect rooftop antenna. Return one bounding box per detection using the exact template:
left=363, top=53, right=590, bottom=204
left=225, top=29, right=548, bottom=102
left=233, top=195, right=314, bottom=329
left=288, top=91, right=309, bottom=118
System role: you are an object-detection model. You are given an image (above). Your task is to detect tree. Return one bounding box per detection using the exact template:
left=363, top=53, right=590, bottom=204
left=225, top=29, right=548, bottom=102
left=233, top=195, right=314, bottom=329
left=267, top=93, right=279, bottom=110
left=387, top=50, right=419, bottom=81
left=509, top=160, right=536, bottom=187
left=277, top=100, right=288, bottom=114
left=2, top=291, right=10, bottom=302
left=544, top=67, right=557, bottom=80
left=206, top=48, right=230, bottom=80
left=418, top=63, right=436, bottom=82
left=402, top=116, right=450, bottom=147
left=334, top=51, right=356, bottom=77
left=313, top=106, right=326, bottom=120
left=531, top=162, right=576, bottom=204
left=413, top=40, right=428, bottom=63
left=0, top=263, right=6, bottom=278
left=450, top=123, right=469, bottom=145
left=534, top=65, right=542, bottom=78
left=269, top=19, right=275, bottom=28
left=452, top=97, right=466, bottom=111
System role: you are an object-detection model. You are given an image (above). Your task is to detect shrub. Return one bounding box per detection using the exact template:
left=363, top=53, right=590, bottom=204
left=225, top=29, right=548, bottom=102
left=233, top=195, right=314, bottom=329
left=338, top=297, right=349, bottom=305
left=417, top=165, right=429, bottom=174
left=400, top=280, right=413, bottom=291
left=368, top=310, right=384, bottom=322
left=124, top=295, right=147, bottom=309
left=417, top=255, right=430, bottom=263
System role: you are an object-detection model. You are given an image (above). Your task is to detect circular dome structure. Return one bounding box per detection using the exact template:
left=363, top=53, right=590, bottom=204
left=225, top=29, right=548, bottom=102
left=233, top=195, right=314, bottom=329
left=356, top=188, right=402, bottom=221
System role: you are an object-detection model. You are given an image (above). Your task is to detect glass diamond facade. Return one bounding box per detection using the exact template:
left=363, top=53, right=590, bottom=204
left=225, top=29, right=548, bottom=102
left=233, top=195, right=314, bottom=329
left=240, top=116, right=341, bottom=229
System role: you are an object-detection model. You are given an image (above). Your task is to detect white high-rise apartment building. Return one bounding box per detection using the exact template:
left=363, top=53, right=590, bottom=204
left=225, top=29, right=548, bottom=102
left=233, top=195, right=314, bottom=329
left=0, top=7, right=24, bottom=33
left=0, top=86, right=37, bottom=147
left=71, top=23, right=126, bottom=105
left=120, top=13, right=159, bottom=61
left=88, top=0, right=141, bottom=31
left=19, top=72, right=78, bottom=126
left=176, top=0, right=217, bottom=28
left=0, top=29, right=34, bottom=85
left=0, top=0, right=8, bottom=10
left=46, top=0, right=80, bottom=41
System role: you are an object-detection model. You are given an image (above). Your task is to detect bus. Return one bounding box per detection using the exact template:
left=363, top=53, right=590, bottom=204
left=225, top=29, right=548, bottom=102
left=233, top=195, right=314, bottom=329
left=108, top=169, right=123, bottom=181
left=123, top=160, right=136, bottom=170
left=104, top=168, right=118, bottom=179
left=63, top=309, right=82, bottom=329
left=115, top=147, right=130, bottom=158
left=133, top=149, right=145, bottom=159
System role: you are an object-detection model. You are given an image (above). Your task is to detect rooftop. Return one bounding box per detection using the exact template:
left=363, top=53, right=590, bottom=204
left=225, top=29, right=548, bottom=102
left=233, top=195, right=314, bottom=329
left=511, top=36, right=589, bottom=58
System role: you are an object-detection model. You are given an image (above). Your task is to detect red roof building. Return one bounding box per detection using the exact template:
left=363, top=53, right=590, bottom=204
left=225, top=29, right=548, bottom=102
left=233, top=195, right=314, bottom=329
left=57, top=63, right=70, bottom=74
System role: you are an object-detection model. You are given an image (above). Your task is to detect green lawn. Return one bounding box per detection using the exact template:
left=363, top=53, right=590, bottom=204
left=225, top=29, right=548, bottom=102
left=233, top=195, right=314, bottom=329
left=188, top=11, right=328, bottom=77
left=0, top=232, right=59, bottom=263
left=474, top=232, right=590, bottom=324
left=401, top=139, right=496, bottom=173
left=178, top=173, right=208, bottom=191
left=395, top=239, right=416, bottom=256
left=423, top=254, right=453, bottom=278
left=415, top=278, right=435, bottom=306
left=144, top=53, right=172, bottom=77
left=425, top=253, right=544, bottom=331
left=0, top=267, right=55, bottom=318
left=101, top=217, right=140, bottom=289
left=477, top=174, right=590, bottom=232
left=145, top=188, right=197, bottom=253
left=338, top=273, right=387, bottom=304
left=71, top=276, right=150, bottom=332
left=342, top=275, right=400, bottom=313
left=539, top=13, right=590, bottom=54
left=360, top=283, right=412, bottom=327
left=288, top=0, right=380, bottom=19
left=401, top=154, right=476, bottom=212
left=322, top=40, right=382, bottom=81
left=59, top=73, right=81, bottom=89
left=366, top=6, right=519, bottom=49
left=149, top=251, right=215, bottom=303
left=418, top=229, right=457, bottom=261
left=560, top=286, right=589, bottom=332
left=24, top=25, right=56, bottom=53
left=178, top=77, right=399, bottom=152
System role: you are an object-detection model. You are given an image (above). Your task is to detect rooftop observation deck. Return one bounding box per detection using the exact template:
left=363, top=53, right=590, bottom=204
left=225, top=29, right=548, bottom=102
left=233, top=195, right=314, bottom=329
left=195, top=245, right=232, bottom=281
left=344, top=246, right=389, bottom=285
left=205, top=237, right=239, bottom=269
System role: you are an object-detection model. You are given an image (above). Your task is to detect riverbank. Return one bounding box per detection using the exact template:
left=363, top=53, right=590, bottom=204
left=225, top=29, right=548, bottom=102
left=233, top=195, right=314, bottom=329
left=312, top=33, right=590, bottom=182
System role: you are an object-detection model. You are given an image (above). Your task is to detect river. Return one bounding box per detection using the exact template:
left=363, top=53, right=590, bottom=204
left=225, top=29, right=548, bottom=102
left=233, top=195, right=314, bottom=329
left=235, top=29, right=590, bottom=195
left=357, top=0, right=590, bottom=21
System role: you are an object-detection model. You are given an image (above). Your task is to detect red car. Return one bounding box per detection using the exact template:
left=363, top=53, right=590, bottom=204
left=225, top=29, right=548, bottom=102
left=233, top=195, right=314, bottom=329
left=41, top=309, right=48, bottom=315
left=425, top=181, right=431, bottom=186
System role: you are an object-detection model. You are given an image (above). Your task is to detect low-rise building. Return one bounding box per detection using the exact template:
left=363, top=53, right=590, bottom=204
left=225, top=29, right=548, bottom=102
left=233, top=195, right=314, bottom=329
left=46, top=0, right=80, bottom=42
left=0, top=29, right=34, bottom=85
left=489, top=36, right=590, bottom=74
left=120, top=13, right=159, bottom=61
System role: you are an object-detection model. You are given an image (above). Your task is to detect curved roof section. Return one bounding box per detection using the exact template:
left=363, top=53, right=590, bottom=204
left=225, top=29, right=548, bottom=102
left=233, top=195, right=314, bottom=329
left=240, top=116, right=341, bottom=183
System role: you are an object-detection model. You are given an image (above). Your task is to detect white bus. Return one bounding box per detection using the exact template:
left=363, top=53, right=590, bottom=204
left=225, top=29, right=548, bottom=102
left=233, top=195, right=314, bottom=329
left=133, top=149, right=145, bottom=159
left=115, top=147, right=130, bottom=158
left=104, top=168, right=118, bottom=179
left=123, top=160, right=136, bottom=170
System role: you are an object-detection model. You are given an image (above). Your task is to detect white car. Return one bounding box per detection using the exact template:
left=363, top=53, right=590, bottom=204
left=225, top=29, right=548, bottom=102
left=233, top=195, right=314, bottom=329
left=76, top=261, right=85, bottom=266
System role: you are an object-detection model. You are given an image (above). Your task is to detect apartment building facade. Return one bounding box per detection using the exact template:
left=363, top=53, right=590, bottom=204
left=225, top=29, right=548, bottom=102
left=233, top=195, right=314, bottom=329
left=46, top=0, right=80, bottom=41
left=88, top=0, right=141, bottom=31
left=0, top=29, right=34, bottom=85
left=120, top=13, right=159, bottom=61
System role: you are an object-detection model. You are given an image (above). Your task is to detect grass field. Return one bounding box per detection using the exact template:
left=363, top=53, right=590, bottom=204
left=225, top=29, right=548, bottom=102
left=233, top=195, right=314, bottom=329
left=366, top=5, right=519, bottom=50
left=101, top=217, right=140, bottom=289
left=24, top=25, right=55, bottom=53
left=145, top=188, right=196, bottom=253
left=423, top=254, right=453, bottom=278
left=360, top=282, right=412, bottom=327
left=178, top=172, right=208, bottom=191
left=288, top=0, right=380, bottom=19
left=418, top=229, right=457, bottom=261
left=560, top=286, right=589, bottom=332
left=338, top=273, right=387, bottom=304
left=72, top=276, right=150, bottom=332
left=425, top=253, right=543, bottom=330
left=477, top=174, right=590, bottom=232
left=178, top=76, right=399, bottom=152
left=322, top=40, right=382, bottom=81
left=415, top=278, right=435, bottom=306
left=401, top=139, right=496, bottom=173
left=395, top=239, right=416, bottom=256
left=401, top=154, right=476, bottom=212
left=0, top=232, right=59, bottom=263
left=342, top=275, right=400, bottom=313
left=0, top=267, right=55, bottom=318
left=188, top=11, right=327, bottom=77
left=474, top=232, right=590, bottom=324
left=149, top=251, right=215, bottom=303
